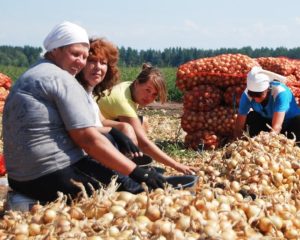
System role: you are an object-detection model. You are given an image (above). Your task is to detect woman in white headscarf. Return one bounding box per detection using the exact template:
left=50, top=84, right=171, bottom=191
left=3, top=21, right=165, bottom=203
left=234, top=66, right=300, bottom=141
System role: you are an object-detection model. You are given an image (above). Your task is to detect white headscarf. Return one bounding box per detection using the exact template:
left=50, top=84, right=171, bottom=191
left=43, top=21, right=89, bottom=52
left=247, top=66, right=287, bottom=92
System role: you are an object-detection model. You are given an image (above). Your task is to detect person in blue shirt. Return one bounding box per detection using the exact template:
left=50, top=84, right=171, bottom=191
left=234, top=66, right=300, bottom=142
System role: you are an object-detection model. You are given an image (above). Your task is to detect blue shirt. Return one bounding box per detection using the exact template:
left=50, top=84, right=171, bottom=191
left=238, top=81, right=300, bottom=122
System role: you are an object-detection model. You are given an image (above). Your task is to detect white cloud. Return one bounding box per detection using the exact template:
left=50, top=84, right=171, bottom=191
left=295, top=17, right=300, bottom=25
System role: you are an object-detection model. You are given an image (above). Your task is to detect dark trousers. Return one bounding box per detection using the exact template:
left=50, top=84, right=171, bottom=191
left=8, top=156, right=143, bottom=203
left=246, top=111, right=300, bottom=142
left=8, top=133, right=143, bottom=203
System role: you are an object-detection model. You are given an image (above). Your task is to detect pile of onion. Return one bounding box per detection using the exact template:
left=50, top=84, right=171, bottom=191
left=2, top=131, right=300, bottom=239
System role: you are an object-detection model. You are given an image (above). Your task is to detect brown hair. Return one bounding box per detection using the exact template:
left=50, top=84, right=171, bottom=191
left=134, top=63, right=167, bottom=104
left=76, top=37, right=119, bottom=101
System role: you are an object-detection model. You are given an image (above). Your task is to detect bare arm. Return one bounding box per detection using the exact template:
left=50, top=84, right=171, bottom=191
left=234, top=114, right=247, bottom=139
left=99, top=111, right=138, bottom=145
left=102, top=119, right=138, bottom=145
left=119, top=116, right=198, bottom=174
left=68, top=127, right=136, bottom=175
left=97, top=126, right=112, bottom=134
left=272, top=112, right=285, bottom=134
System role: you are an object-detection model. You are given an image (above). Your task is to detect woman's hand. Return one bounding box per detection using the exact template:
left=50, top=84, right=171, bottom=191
left=173, top=162, right=199, bottom=175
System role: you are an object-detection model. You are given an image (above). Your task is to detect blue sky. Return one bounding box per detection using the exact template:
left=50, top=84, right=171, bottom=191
left=1, top=0, right=300, bottom=50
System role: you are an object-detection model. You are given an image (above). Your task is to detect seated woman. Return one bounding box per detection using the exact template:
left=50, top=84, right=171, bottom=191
left=3, top=22, right=165, bottom=203
left=98, top=63, right=198, bottom=175
left=76, top=38, right=141, bottom=158
left=234, top=66, right=300, bottom=142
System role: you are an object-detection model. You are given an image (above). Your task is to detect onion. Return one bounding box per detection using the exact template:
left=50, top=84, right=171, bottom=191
left=284, top=229, right=299, bottom=239
left=135, top=215, right=152, bottom=231
left=117, top=191, right=136, bottom=203
left=28, top=223, right=41, bottom=236
left=176, top=215, right=191, bottom=231
left=57, top=219, right=71, bottom=233
left=99, top=212, right=114, bottom=226
left=269, top=215, right=283, bottom=230
left=110, top=205, right=127, bottom=218
left=108, top=226, right=120, bottom=237
left=152, top=220, right=174, bottom=236
left=87, top=237, right=103, bottom=240
left=69, top=206, right=85, bottom=220
left=258, top=217, right=273, bottom=233
left=202, top=189, right=214, bottom=201
left=221, top=229, right=237, bottom=240
left=146, top=205, right=161, bottom=221
left=43, top=209, right=57, bottom=223
left=14, top=223, right=29, bottom=236
left=204, top=222, right=219, bottom=237
left=172, top=229, right=185, bottom=240
left=230, top=181, right=240, bottom=192
left=135, top=194, right=148, bottom=208
left=30, top=203, right=43, bottom=214
left=245, top=205, right=264, bottom=220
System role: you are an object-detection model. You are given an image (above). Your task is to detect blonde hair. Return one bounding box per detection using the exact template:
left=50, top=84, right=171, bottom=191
left=135, top=63, right=167, bottom=104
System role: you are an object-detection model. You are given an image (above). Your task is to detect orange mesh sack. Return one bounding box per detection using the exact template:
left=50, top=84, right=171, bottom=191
left=176, top=54, right=259, bottom=91
left=224, top=85, right=246, bottom=107
left=185, top=130, right=220, bottom=150
left=181, top=106, right=237, bottom=136
left=0, top=73, right=12, bottom=113
left=183, top=85, right=223, bottom=112
left=0, top=73, right=12, bottom=90
left=256, top=57, right=296, bottom=76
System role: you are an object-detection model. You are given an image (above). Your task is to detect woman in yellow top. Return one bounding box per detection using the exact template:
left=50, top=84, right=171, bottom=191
left=99, top=64, right=198, bottom=175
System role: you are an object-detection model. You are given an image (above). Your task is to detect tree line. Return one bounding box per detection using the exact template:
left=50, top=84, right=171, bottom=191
left=0, top=46, right=43, bottom=67
left=1, top=45, right=300, bottom=68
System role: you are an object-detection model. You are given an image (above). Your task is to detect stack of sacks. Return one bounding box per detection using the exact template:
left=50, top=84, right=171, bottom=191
left=176, top=54, right=259, bottom=150
left=0, top=73, right=12, bottom=112
left=0, top=72, right=11, bottom=176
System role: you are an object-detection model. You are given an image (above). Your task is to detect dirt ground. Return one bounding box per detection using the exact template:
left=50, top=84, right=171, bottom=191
left=143, top=101, right=183, bottom=114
